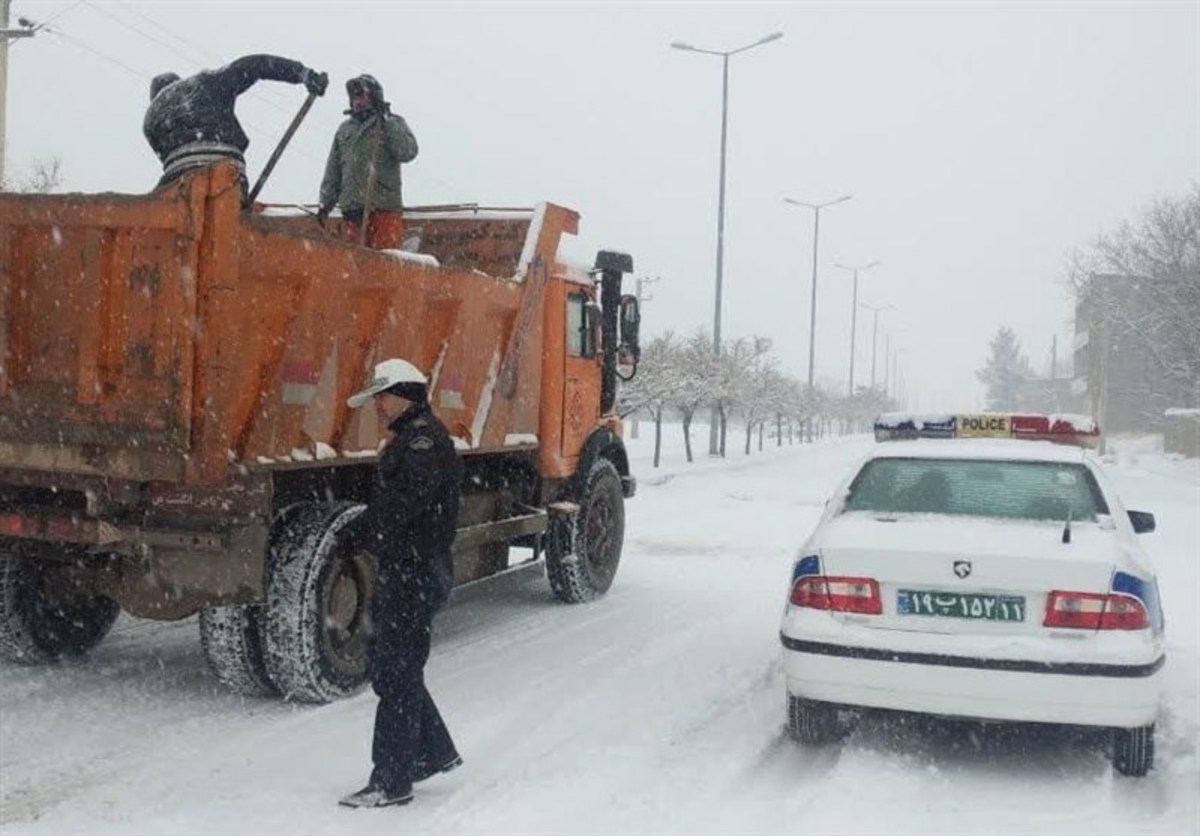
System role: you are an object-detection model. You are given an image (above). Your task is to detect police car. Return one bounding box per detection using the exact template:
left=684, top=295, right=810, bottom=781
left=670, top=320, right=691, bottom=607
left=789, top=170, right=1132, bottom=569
left=779, top=413, right=1164, bottom=776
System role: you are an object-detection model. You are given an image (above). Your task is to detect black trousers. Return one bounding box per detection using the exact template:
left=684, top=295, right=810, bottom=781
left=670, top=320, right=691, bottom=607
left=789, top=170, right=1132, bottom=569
left=367, top=573, right=457, bottom=792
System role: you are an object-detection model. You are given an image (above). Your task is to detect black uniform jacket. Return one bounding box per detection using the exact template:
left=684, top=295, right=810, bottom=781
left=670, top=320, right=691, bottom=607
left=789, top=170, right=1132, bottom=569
left=339, top=403, right=463, bottom=600
left=143, top=54, right=308, bottom=161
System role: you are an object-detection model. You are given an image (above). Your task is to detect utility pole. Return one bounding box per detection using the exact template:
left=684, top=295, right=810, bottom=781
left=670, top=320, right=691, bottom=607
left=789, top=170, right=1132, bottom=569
left=859, top=302, right=894, bottom=391
left=1050, top=333, right=1060, bottom=411
left=782, top=194, right=851, bottom=442
left=671, top=31, right=783, bottom=455
left=834, top=260, right=880, bottom=398
left=883, top=333, right=891, bottom=399
left=1, top=0, right=37, bottom=187
left=636, top=275, right=660, bottom=305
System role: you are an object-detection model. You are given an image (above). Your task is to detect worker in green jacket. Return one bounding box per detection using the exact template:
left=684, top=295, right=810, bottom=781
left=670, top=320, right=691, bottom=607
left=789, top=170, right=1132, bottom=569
left=318, top=74, right=418, bottom=248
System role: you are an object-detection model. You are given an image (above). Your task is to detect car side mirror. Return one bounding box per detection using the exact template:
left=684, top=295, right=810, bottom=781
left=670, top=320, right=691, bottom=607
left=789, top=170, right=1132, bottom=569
left=1128, top=510, right=1156, bottom=534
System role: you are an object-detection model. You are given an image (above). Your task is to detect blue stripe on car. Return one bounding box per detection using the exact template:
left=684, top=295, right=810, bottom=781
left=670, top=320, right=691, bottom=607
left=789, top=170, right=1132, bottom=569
left=792, top=554, right=821, bottom=583
left=1112, top=571, right=1165, bottom=634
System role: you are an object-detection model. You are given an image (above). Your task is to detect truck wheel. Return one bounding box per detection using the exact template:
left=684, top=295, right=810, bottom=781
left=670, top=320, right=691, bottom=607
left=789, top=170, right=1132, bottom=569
left=787, top=695, right=846, bottom=745
left=261, top=502, right=373, bottom=703
left=1112, top=724, right=1155, bottom=777
left=546, top=458, right=625, bottom=603
left=197, top=503, right=310, bottom=697
left=199, top=604, right=278, bottom=697
left=0, top=555, right=120, bottom=664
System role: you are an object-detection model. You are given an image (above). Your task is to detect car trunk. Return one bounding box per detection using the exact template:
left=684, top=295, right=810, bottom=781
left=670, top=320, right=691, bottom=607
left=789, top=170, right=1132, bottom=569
left=817, top=512, right=1120, bottom=636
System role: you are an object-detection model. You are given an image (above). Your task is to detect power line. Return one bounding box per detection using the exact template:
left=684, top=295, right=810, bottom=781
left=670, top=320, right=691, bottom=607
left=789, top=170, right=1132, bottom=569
left=29, top=2, right=471, bottom=203
left=113, top=0, right=223, bottom=69
left=50, top=27, right=144, bottom=80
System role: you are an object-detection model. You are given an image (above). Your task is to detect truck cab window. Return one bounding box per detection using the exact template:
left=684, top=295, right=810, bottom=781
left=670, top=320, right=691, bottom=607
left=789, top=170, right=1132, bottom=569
left=566, top=293, right=596, bottom=358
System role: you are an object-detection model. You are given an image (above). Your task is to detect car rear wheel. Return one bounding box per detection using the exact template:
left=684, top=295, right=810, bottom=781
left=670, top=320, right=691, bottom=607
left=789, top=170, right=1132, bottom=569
left=1112, top=724, right=1154, bottom=777
left=787, top=695, right=847, bottom=745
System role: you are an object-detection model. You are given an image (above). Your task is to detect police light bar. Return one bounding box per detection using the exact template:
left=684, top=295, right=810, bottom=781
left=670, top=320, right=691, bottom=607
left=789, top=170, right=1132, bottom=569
left=874, top=413, right=1100, bottom=448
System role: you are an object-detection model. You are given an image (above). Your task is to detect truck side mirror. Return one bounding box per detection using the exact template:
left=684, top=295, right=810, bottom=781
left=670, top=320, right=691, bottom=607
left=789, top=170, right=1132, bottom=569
left=619, top=295, right=640, bottom=355
left=616, top=295, right=640, bottom=381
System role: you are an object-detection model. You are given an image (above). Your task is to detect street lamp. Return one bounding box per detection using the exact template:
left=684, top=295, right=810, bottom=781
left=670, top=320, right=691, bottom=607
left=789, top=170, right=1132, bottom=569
left=833, top=260, right=880, bottom=396
left=672, top=30, right=783, bottom=455
left=783, top=194, right=851, bottom=440
left=858, top=302, right=895, bottom=391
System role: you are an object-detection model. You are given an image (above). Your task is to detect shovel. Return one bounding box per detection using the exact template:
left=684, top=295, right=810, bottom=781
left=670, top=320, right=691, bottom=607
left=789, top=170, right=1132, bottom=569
left=247, top=91, right=318, bottom=205
left=359, top=117, right=385, bottom=245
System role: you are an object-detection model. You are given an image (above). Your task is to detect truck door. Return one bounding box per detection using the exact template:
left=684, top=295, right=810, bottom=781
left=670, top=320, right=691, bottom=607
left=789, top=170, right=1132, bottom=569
left=561, top=290, right=600, bottom=465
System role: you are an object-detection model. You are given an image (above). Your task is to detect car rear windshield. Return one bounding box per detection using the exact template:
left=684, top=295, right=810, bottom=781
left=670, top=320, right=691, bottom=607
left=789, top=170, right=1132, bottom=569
left=842, top=457, right=1108, bottom=521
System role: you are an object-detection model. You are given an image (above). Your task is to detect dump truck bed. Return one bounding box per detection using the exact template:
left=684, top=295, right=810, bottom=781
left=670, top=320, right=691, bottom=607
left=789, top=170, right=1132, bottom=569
left=0, top=163, right=579, bottom=485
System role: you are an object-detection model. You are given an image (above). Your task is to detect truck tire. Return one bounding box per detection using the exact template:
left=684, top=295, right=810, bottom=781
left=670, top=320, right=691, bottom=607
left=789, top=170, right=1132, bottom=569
left=1112, top=724, right=1154, bottom=777
left=546, top=458, right=625, bottom=603
left=197, top=502, right=308, bottom=697
left=261, top=502, right=373, bottom=703
left=0, top=555, right=120, bottom=664
left=199, top=604, right=278, bottom=697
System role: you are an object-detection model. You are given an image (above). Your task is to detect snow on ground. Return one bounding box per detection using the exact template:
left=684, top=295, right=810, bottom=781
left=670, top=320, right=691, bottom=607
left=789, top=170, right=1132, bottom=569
left=1, top=425, right=1197, bottom=835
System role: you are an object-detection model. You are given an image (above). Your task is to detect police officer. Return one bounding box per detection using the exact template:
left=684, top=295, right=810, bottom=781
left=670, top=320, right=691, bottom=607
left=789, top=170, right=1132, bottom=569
left=337, top=358, right=463, bottom=809
left=144, top=54, right=328, bottom=193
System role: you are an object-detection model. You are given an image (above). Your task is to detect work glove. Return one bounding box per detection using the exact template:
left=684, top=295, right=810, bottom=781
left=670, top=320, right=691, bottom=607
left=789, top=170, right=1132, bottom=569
left=304, top=69, right=329, bottom=97
left=316, top=204, right=331, bottom=227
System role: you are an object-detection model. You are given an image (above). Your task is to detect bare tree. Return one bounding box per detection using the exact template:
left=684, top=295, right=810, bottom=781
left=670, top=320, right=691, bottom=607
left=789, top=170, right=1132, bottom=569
left=1068, top=185, right=1200, bottom=413
left=619, top=332, right=682, bottom=468
left=4, top=157, right=63, bottom=193
left=673, top=330, right=716, bottom=464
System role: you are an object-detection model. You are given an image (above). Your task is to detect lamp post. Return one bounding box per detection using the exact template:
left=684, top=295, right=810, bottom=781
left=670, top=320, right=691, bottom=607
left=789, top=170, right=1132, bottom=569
left=783, top=194, right=851, bottom=441
left=672, top=30, right=783, bottom=454
left=834, top=260, right=880, bottom=397
left=858, top=302, right=895, bottom=391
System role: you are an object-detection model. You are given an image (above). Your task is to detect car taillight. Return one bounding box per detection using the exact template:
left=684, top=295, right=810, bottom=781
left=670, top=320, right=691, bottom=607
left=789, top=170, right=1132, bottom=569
left=1043, top=591, right=1149, bottom=630
left=790, top=576, right=882, bottom=615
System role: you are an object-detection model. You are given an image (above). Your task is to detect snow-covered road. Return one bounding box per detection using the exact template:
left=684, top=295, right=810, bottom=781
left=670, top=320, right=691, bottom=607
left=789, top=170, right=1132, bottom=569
left=1, top=429, right=1197, bottom=835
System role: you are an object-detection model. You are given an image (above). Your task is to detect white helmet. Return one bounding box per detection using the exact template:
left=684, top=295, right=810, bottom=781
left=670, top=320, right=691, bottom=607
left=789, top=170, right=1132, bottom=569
left=346, top=358, right=428, bottom=408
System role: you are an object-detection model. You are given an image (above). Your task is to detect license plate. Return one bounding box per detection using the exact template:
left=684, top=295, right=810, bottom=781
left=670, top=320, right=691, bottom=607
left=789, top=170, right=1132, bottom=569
left=898, top=590, right=1026, bottom=622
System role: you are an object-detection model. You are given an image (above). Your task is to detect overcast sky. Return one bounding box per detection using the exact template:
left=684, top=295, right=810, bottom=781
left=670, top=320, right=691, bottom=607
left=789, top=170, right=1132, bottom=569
left=6, top=1, right=1198, bottom=411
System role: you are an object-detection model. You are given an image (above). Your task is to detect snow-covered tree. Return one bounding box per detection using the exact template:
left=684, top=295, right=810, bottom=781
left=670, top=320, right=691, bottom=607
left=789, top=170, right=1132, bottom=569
left=673, top=330, right=717, bottom=463
left=3, top=157, right=63, bottom=193
left=619, top=332, right=683, bottom=468
left=1068, top=185, right=1200, bottom=408
left=976, top=327, right=1035, bottom=410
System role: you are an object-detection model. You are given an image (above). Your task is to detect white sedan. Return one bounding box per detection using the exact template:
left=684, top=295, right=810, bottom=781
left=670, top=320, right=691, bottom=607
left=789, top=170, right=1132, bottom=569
left=780, top=413, right=1165, bottom=776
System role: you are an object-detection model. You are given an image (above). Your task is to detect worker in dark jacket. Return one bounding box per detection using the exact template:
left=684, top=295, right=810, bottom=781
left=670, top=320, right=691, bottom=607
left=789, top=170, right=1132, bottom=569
left=144, top=54, right=328, bottom=192
left=318, top=74, right=418, bottom=248
left=337, top=358, right=463, bottom=809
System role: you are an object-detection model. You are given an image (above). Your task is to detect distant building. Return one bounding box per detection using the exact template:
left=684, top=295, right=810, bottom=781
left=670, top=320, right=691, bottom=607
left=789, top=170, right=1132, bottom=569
left=1072, top=273, right=1192, bottom=432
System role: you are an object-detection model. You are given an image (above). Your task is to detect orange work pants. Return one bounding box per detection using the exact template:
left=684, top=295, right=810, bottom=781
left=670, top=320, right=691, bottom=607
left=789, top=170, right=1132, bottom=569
left=343, top=210, right=406, bottom=250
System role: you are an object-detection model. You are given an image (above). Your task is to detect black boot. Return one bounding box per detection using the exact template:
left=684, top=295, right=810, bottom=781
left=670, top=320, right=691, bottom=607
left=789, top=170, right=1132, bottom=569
left=411, top=754, right=463, bottom=784
left=338, top=781, right=414, bottom=809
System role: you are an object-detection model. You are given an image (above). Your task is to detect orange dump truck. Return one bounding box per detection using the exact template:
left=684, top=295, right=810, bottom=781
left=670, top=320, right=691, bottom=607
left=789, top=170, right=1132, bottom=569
left=0, top=162, right=640, bottom=702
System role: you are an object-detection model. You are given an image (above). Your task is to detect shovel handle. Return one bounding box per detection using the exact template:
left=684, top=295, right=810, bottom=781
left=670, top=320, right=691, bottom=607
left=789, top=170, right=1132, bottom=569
left=247, top=91, right=319, bottom=205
